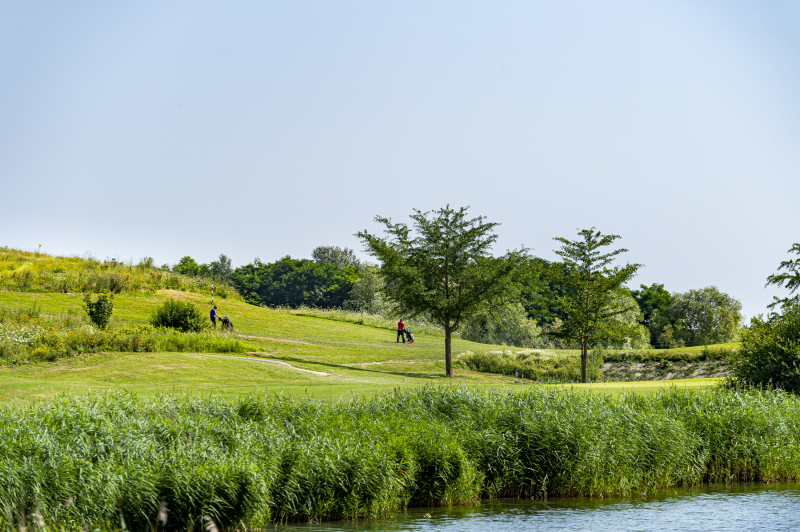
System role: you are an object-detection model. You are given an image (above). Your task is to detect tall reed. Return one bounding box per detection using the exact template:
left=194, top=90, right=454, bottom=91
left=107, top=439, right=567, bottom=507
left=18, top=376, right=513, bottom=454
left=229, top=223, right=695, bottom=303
left=2, top=386, right=800, bottom=530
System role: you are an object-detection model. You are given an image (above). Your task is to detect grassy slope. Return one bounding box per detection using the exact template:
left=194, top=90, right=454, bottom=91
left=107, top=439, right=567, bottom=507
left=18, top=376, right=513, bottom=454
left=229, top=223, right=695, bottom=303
left=0, top=289, right=721, bottom=403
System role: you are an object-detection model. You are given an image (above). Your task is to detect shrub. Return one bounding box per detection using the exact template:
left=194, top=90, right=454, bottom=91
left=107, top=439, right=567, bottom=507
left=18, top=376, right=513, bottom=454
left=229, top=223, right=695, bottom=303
left=82, top=293, right=113, bottom=329
left=729, top=305, right=800, bottom=392
left=149, top=299, right=205, bottom=332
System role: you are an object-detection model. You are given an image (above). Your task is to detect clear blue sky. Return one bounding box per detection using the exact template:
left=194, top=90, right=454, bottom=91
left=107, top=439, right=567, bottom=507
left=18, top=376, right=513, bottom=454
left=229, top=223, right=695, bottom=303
left=2, top=1, right=799, bottom=319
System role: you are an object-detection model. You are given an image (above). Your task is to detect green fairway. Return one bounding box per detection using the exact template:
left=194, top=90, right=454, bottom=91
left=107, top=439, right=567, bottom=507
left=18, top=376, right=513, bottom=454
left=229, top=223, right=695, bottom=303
left=0, top=290, right=722, bottom=403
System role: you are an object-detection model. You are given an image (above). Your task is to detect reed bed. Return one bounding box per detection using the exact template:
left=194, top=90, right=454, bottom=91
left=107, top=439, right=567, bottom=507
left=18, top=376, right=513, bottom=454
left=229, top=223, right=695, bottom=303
left=2, top=386, right=800, bottom=530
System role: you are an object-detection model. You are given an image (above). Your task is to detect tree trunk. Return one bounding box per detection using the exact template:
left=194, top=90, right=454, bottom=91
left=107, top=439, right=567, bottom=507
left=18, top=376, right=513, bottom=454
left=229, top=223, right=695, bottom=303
left=580, top=336, right=588, bottom=383
left=445, top=327, right=453, bottom=378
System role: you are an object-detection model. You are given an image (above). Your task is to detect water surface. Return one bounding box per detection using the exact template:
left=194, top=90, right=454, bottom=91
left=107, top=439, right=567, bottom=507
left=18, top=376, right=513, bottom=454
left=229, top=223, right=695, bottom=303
left=278, top=483, right=800, bottom=531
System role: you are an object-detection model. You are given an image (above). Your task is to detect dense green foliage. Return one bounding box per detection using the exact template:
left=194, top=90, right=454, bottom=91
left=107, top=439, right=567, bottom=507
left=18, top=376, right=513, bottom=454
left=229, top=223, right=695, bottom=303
left=650, top=287, right=742, bottom=347
left=82, top=293, right=113, bottom=329
left=3, top=386, right=800, bottom=530
left=766, top=243, right=800, bottom=310
left=233, top=256, right=359, bottom=308
left=357, top=206, right=527, bottom=377
left=460, top=303, right=546, bottom=348
left=174, top=254, right=234, bottom=283
left=149, top=300, right=206, bottom=332
left=539, top=228, right=641, bottom=382
left=730, top=305, right=800, bottom=392
left=631, top=283, right=672, bottom=327
left=312, top=245, right=361, bottom=269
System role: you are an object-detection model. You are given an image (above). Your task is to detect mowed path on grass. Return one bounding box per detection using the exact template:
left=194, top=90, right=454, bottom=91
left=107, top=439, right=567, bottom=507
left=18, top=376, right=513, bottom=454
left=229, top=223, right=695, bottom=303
left=0, top=290, right=721, bottom=403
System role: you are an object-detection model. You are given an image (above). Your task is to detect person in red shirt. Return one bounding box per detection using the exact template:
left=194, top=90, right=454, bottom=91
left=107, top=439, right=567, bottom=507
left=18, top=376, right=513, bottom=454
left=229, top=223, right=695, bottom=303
left=397, top=319, right=406, bottom=343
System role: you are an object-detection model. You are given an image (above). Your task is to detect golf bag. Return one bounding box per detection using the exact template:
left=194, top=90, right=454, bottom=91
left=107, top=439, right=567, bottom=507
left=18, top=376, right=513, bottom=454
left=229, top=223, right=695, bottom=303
left=221, top=316, right=233, bottom=330
left=405, top=327, right=414, bottom=343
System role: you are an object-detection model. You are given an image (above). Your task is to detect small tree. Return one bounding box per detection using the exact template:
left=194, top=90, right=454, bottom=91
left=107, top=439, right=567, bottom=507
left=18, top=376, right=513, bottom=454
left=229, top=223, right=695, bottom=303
left=767, top=243, right=800, bottom=310
left=83, top=293, right=114, bottom=329
left=174, top=256, right=200, bottom=276
left=209, top=253, right=234, bottom=282
left=356, top=206, right=527, bottom=378
left=540, top=228, right=642, bottom=382
left=343, top=264, right=386, bottom=314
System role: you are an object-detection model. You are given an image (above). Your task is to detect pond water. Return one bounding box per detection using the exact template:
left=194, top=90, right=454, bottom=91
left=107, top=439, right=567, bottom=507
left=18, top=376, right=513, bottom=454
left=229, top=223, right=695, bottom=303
left=277, top=483, right=800, bottom=531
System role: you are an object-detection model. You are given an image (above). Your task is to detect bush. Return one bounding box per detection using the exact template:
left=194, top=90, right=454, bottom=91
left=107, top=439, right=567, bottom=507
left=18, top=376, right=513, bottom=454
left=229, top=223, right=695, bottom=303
left=149, top=300, right=206, bottom=332
left=730, top=305, right=800, bottom=392
left=82, top=293, right=113, bottom=329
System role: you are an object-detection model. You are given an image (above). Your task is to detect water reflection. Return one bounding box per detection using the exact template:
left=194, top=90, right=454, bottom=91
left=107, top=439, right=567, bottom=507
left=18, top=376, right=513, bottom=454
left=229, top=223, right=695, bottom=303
left=278, top=483, right=800, bottom=531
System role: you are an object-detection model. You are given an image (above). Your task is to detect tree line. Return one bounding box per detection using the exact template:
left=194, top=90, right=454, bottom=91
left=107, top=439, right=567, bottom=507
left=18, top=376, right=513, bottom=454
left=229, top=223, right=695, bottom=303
left=163, top=206, right=799, bottom=387
left=168, top=221, right=743, bottom=359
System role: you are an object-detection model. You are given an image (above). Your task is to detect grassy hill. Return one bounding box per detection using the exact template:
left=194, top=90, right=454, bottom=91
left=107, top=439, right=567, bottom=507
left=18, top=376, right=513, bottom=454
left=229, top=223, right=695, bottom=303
left=0, top=248, right=725, bottom=403
left=0, top=247, right=236, bottom=297
left=0, top=288, right=719, bottom=403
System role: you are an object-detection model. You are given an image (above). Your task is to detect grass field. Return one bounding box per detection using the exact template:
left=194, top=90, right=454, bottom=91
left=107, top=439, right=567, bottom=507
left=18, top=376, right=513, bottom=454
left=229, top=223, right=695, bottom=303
left=0, top=289, right=723, bottom=403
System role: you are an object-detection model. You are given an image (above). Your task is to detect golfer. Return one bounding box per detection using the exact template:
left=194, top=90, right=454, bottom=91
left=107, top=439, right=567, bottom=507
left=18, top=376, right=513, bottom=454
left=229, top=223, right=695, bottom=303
left=397, top=319, right=406, bottom=343
left=210, top=305, right=219, bottom=328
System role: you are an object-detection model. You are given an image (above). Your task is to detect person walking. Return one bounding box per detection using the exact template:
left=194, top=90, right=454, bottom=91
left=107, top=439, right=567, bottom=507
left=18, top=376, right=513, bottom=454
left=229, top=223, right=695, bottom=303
left=397, top=319, right=406, bottom=343
left=210, top=305, right=219, bottom=328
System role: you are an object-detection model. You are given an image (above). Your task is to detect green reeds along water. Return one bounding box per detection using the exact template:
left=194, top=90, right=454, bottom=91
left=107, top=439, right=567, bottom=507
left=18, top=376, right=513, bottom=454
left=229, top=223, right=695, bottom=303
left=2, top=386, right=800, bottom=530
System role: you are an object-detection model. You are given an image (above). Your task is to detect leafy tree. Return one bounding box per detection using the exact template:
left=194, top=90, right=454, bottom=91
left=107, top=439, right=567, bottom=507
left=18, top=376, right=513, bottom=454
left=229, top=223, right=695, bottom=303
left=654, top=286, right=742, bottom=346
left=460, top=302, right=545, bottom=348
left=730, top=304, right=800, bottom=392
left=539, top=228, right=642, bottom=383
left=343, top=264, right=386, bottom=314
left=83, top=293, right=114, bottom=329
left=630, top=283, right=672, bottom=327
left=232, top=256, right=359, bottom=308
left=312, top=246, right=361, bottom=269
left=766, top=243, right=800, bottom=310
left=356, top=206, right=527, bottom=378
left=173, top=256, right=200, bottom=276
left=209, top=253, right=234, bottom=282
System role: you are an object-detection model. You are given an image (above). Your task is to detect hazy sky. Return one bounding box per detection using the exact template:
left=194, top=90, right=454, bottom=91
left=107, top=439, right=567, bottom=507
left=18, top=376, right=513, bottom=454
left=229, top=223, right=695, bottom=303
left=2, top=1, right=799, bottom=318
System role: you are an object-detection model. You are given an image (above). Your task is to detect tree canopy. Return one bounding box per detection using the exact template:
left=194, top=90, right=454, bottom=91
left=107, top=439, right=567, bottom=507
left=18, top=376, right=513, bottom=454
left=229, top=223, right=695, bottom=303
left=232, top=256, right=359, bottom=308
left=312, top=246, right=361, bottom=270
left=356, top=206, right=527, bottom=377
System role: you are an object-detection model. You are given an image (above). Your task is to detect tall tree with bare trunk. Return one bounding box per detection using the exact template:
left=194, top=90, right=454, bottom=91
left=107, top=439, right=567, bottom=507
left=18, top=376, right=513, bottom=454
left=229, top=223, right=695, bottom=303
left=356, top=206, right=526, bottom=378
left=541, top=228, right=642, bottom=383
